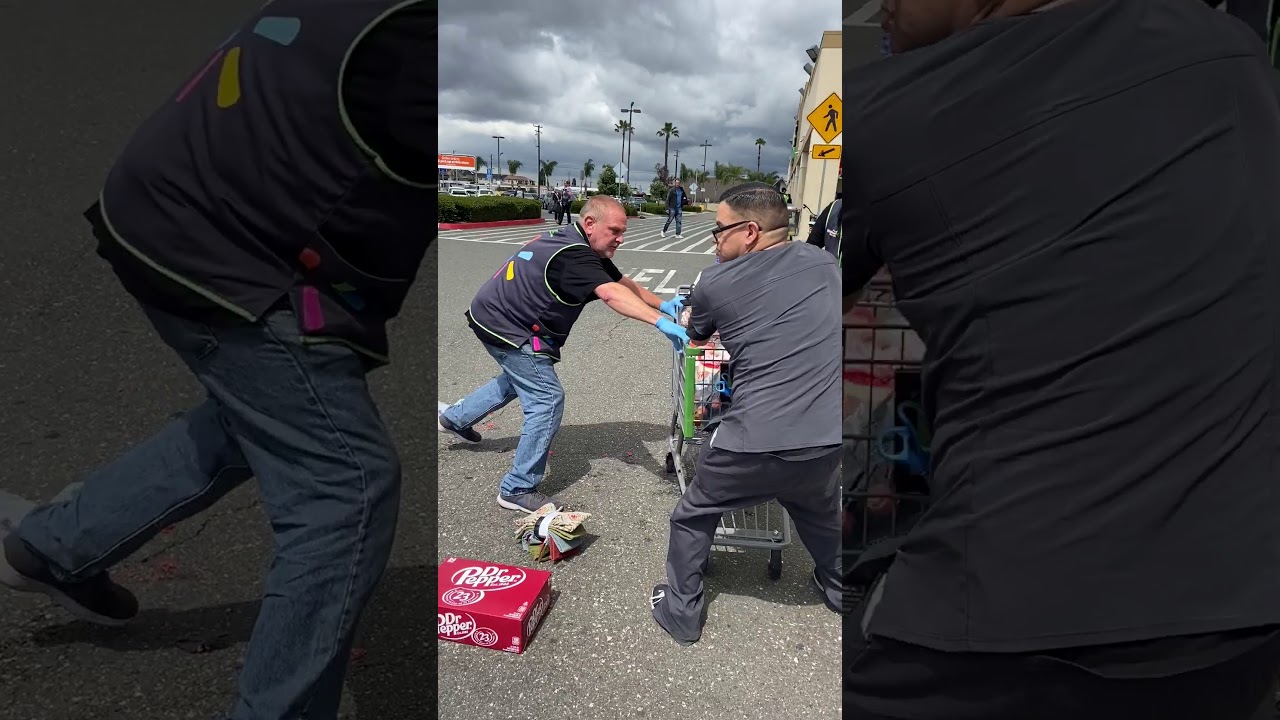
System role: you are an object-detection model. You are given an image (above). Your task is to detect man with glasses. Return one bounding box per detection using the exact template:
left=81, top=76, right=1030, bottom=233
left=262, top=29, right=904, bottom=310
left=844, top=1, right=1280, bottom=718
left=649, top=183, right=843, bottom=646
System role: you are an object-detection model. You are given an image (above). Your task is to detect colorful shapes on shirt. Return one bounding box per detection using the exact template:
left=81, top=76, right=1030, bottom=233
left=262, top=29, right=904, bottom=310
left=517, top=251, right=534, bottom=261
left=505, top=261, right=515, bottom=281
left=335, top=287, right=366, bottom=311
left=298, top=247, right=321, bottom=270
left=332, top=282, right=356, bottom=292
left=216, top=47, right=242, bottom=108
left=253, top=17, right=301, bottom=46
left=531, top=337, right=543, bottom=352
left=177, top=50, right=225, bottom=103
left=301, top=286, right=325, bottom=332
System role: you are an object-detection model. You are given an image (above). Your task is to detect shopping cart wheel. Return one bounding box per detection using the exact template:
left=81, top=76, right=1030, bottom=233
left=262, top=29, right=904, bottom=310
left=768, top=549, right=782, bottom=580
left=664, top=452, right=676, bottom=474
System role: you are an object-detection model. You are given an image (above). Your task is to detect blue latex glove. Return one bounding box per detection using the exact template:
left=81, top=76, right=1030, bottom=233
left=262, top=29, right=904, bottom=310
left=659, top=295, right=685, bottom=320
left=655, top=317, right=689, bottom=352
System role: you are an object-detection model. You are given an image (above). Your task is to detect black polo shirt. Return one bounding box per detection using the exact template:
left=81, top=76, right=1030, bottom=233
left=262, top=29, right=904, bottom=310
left=844, top=0, right=1280, bottom=657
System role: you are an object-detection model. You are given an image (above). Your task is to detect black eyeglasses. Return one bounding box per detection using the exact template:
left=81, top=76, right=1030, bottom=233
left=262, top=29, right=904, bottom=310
left=710, top=220, right=789, bottom=239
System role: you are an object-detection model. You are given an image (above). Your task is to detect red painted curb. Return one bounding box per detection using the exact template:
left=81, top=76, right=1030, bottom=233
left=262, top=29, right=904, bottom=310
left=438, top=218, right=546, bottom=230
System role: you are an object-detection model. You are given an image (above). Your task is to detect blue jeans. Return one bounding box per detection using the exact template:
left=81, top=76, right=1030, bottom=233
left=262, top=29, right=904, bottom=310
left=18, top=306, right=401, bottom=720
left=663, top=208, right=683, bottom=235
left=442, top=342, right=565, bottom=495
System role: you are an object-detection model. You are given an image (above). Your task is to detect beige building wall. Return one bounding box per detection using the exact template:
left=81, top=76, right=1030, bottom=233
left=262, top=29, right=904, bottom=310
left=787, top=30, right=842, bottom=235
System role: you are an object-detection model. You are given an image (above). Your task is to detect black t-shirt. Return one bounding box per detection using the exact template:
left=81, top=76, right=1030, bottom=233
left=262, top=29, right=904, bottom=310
left=545, top=244, right=623, bottom=304
left=96, top=4, right=433, bottom=321
left=844, top=0, right=1280, bottom=659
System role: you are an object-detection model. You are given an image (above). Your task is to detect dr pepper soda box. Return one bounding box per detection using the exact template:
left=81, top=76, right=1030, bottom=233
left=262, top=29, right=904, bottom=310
left=438, top=557, right=552, bottom=654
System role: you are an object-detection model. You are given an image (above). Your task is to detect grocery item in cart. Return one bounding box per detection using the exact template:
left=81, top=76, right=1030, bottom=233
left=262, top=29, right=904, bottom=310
left=678, top=307, right=732, bottom=425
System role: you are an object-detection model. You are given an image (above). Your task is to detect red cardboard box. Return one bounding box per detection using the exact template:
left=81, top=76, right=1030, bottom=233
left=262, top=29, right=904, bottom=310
left=438, top=557, right=552, bottom=654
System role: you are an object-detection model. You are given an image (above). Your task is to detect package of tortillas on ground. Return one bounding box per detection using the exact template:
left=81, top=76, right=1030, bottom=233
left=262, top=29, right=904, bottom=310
left=514, top=503, right=592, bottom=562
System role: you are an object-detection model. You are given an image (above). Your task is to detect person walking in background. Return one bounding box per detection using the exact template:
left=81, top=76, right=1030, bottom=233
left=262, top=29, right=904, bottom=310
left=438, top=196, right=689, bottom=513
left=661, top=178, right=687, bottom=239
left=0, top=2, right=433, bottom=719
left=556, top=180, right=574, bottom=226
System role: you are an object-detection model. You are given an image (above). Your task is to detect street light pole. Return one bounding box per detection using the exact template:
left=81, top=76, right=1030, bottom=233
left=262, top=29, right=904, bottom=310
left=699, top=140, right=713, bottom=198
left=492, top=135, right=504, bottom=184
left=533, top=124, right=543, bottom=197
left=621, top=102, right=642, bottom=188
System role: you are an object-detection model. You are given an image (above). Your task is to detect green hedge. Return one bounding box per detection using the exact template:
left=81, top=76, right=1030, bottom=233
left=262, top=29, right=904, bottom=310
left=569, top=199, right=639, bottom=217
left=438, top=196, right=542, bottom=223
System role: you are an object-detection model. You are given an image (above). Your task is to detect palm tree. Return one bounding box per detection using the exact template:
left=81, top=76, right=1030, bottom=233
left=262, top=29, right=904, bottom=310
left=755, top=138, right=766, bottom=174
left=474, top=156, right=486, bottom=181
left=614, top=120, right=632, bottom=170
left=539, top=160, right=558, bottom=186
left=582, top=158, right=595, bottom=189
left=507, top=159, right=523, bottom=177
left=656, top=122, right=680, bottom=179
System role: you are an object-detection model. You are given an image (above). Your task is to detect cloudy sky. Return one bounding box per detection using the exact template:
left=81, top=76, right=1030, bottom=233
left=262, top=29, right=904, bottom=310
left=439, top=0, right=841, bottom=191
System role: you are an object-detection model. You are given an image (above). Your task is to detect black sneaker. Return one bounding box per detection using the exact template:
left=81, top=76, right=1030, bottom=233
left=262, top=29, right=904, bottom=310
left=496, top=491, right=562, bottom=513
left=649, top=584, right=698, bottom=646
left=811, top=567, right=842, bottom=614
left=0, top=532, right=138, bottom=626
left=437, top=402, right=481, bottom=443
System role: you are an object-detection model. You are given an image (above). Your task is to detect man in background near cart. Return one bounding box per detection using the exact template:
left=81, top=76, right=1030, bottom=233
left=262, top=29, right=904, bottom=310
left=806, top=181, right=842, bottom=266
left=438, top=196, right=688, bottom=513
left=843, top=1, right=1280, bottom=718
left=650, top=183, right=843, bottom=646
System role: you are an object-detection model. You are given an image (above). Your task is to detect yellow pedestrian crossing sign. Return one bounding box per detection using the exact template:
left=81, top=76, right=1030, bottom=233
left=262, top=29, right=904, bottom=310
left=811, top=144, right=841, bottom=160
left=806, top=93, right=842, bottom=144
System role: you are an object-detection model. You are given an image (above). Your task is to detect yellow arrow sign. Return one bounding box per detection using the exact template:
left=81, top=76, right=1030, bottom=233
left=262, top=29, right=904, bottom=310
left=805, top=92, right=842, bottom=144
left=811, top=144, right=841, bottom=160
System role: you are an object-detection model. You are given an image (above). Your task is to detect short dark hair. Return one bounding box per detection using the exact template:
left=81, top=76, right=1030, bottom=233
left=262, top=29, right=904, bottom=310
left=718, top=182, right=789, bottom=231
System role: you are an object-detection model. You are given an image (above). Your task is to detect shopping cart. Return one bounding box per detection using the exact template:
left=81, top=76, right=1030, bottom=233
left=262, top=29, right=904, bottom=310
left=843, top=278, right=931, bottom=609
left=663, top=285, right=793, bottom=580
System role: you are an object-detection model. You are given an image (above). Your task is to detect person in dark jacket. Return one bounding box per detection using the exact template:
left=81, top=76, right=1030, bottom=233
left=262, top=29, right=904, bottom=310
left=0, top=3, right=432, bottom=719
left=557, top=180, right=575, bottom=225
left=662, top=179, right=688, bottom=239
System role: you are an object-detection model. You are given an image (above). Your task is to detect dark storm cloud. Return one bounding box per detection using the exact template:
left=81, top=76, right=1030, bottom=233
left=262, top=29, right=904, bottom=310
left=439, top=0, right=839, bottom=187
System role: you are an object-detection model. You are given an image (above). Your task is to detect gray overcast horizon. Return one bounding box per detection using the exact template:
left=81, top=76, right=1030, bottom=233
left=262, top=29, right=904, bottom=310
left=439, top=0, right=841, bottom=190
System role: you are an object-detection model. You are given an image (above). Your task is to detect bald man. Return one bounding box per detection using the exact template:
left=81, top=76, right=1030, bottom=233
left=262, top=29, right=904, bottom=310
left=844, top=1, right=1280, bottom=718
left=439, top=196, right=689, bottom=513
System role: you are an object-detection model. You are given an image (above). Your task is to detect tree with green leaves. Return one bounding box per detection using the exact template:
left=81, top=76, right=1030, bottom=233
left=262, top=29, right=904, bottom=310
left=755, top=138, right=766, bottom=174
left=614, top=120, right=632, bottom=170
left=539, top=160, right=558, bottom=186
left=649, top=176, right=670, bottom=200
left=656, top=122, right=679, bottom=178
left=582, top=158, right=595, bottom=188
left=507, top=159, right=523, bottom=176
left=597, top=165, right=620, bottom=196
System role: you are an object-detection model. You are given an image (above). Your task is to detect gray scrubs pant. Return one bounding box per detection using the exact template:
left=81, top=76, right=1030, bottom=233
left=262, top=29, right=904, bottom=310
left=654, top=443, right=842, bottom=643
